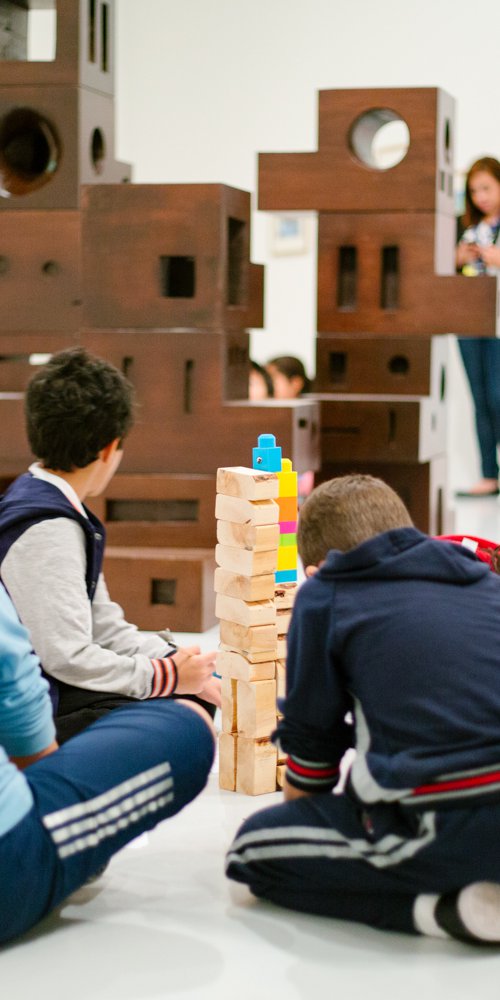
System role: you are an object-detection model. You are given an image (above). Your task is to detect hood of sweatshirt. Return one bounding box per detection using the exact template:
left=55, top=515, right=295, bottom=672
left=0, top=473, right=84, bottom=529
left=317, top=526, right=489, bottom=587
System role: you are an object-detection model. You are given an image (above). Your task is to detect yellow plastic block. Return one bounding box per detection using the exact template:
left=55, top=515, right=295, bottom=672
left=277, top=545, right=298, bottom=571
left=277, top=458, right=298, bottom=498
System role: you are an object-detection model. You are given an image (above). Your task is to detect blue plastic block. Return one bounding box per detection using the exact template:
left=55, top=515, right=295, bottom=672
left=252, top=433, right=282, bottom=473
left=275, top=569, right=298, bottom=583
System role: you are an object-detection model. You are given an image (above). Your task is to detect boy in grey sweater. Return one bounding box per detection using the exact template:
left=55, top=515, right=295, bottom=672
left=0, top=348, right=220, bottom=742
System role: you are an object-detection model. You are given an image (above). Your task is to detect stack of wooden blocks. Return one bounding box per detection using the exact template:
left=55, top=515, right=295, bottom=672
left=216, top=435, right=298, bottom=795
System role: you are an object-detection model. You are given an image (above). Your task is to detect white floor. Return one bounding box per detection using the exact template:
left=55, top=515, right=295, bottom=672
left=5, top=342, right=500, bottom=994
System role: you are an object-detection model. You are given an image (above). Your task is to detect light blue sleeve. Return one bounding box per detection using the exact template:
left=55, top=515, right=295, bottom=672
left=0, top=585, right=56, bottom=757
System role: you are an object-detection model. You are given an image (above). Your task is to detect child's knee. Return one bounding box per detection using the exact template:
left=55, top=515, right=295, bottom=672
left=175, top=698, right=217, bottom=744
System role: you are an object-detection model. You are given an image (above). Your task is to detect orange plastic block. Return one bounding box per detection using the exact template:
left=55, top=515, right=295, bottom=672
left=277, top=496, right=298, bottom=522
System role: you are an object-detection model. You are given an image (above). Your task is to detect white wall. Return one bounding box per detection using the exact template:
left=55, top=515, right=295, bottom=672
left=115, top=0, right=500, bottom=380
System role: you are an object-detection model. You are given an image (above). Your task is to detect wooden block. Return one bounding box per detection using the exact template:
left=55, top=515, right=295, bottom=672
left=277, top=744, right=288, bottom=765
left=215, top=544, right=277, bottom=577
left=276, top=764, right=286, bottom=789
left=219, top=733, right=237, bottom=791
left=216, top=520, right=280, bottom=552
left=0, top=393, right=33, bottom=474
left=318, top=396, right=444, bottom=464
left=220, top=640, right=276, bottom=665
left=216, top=467, right=279, bottom=500
left=83, top=183, right=257, bottom=332
left=216, top=649, right=276, bottom=682
left=276, top=660, right=287, bottom=700
left=276, top=609, right=292, bottom=635
left=0, top=90, right=129, bottom=211
left=258, top=88, right=455, bottom=216
left=219, top=621, right=278, bottom=660
left=221, top=677, right=238, bottom=734
left=236, top=737, right=278, bottom=795
left=236, top=679, right=277, bottom=739
left=316, top=456, right=451, bottom=536
left=214, top=567, right=276, bottom=602
left=315, top=335, right=449, bottom=396
left=277, top=637, right=287, bottom=659
left=274, top=582, right=298, bottom=610
left=215, top=494, right=279, bottom=525
left=316, top=211, right=497, bottom=337
left=0, top=212, right=81, bottom=330
left=215, top=594, right=276, bottom=627
left=87, top=473, right=216, bottom=548
left=103, top=546, right=216, bottom=633
left=0, top=1, right=118, bottom=95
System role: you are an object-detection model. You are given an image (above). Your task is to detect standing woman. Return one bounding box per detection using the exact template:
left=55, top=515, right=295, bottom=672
left=456, top=157, right=500, bottom=497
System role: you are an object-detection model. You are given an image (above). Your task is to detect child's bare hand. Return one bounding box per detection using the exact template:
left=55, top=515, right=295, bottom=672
left=457, top=242, right=480, bottom=267
left=480, top=244, right=500, bottom=268
left=198, top=674, right=222, bottom=708
left=172, top=646, right=217, bottom=695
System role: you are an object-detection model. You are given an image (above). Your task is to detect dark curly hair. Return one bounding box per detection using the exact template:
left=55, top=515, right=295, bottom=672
left=25, top=348, right=135, bottom=471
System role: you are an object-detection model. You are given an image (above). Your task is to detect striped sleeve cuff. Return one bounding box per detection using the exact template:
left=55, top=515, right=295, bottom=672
left=285, top=753, right=339, bottom=793
left=150, top=656, right=178, bottom=698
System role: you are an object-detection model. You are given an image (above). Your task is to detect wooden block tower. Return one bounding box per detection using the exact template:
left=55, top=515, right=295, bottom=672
left=216, top=435, right=298, bottom=794
left=0, top=2, right=320, bottom=632
left=258, top=88, right=499, bottom=531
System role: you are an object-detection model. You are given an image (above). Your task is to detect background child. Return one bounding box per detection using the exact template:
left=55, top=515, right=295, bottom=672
left=265, top=355, right=311, bottom=399
left=249, top=360, right=274, bottom=400
left=0, top=348, right=220, bottom=742
left=0, top=581, right=215, bottom=945
left=226, top=474, right=500, bottom=944
left=456, top=156, right=500, bottom=497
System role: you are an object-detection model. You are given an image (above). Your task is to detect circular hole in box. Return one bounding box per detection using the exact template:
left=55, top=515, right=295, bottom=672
left=0, top=108, right=60, bottom=197
left=349, top=109, right=410, bottom=170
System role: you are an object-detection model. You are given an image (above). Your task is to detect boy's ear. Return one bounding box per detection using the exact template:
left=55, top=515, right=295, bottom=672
left=305, top=564, right=319, bottom=577
left=99, top=438, right=121, bottom=464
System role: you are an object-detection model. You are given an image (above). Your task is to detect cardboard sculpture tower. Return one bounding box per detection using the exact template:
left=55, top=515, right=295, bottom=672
left=259, top=89, right=498, bottom=530
left=0, top=1, right=319, bottom=631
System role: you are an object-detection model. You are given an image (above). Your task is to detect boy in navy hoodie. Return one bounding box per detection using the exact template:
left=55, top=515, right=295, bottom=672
left=0, top=348, right=220, bottom=742
left=226, top=474, right=500, bottom=944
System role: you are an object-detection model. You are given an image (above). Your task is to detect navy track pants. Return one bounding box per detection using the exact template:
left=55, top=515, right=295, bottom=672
left=226, top=790, right=500, bottom=935
left=0, top=700, right=214, bottom=944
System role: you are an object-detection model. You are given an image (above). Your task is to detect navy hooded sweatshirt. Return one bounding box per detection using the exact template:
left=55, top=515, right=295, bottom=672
left=277, top=527, right=500, bottom=808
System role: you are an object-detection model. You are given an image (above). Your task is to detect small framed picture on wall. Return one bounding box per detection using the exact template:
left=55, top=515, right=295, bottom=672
left=269, top=214, right=310, bottom=256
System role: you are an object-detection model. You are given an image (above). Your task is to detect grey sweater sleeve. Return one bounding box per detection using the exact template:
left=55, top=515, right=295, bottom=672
left=1, top=519, right=176, bottom=699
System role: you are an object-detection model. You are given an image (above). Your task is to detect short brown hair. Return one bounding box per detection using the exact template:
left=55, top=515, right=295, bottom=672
left=298, top=474, right=413, bottom=567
